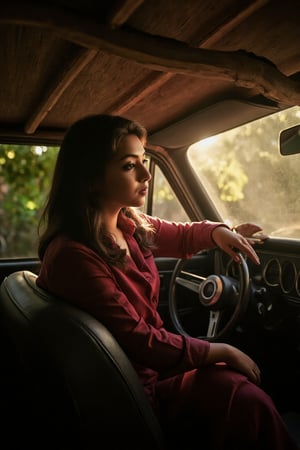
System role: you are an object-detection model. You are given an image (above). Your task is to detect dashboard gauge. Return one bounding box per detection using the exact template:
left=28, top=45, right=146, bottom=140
left=263, top=258, right=280, bottom=286
left=280, top=261, right=297, bottom=294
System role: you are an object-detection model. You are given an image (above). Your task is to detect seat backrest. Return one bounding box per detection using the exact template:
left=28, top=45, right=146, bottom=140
left=0, top=270, right=166, bottom=450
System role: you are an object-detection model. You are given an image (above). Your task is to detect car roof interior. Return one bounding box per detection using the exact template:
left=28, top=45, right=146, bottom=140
left=1, top=0, right=300, bottom=147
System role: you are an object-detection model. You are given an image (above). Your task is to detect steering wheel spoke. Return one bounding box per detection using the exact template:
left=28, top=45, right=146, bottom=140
left=207, top=310, right=221, bottom=338
left=175, top=273, right=205, bottom=293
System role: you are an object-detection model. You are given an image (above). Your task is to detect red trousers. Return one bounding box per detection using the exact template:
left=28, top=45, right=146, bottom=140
left=154, top=364, right=298, bottom=450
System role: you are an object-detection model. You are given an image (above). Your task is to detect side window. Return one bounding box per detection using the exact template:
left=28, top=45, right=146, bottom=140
left=0, top=144, right=59, bottom=258
left=151, top=164, right=189, bottom=222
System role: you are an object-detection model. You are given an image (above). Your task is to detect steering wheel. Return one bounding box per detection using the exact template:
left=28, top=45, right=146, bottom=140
left=168, top=251, right=250, bottom=341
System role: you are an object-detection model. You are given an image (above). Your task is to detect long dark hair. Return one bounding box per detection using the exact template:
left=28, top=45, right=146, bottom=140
left=38, top=114, right=155, bottom=267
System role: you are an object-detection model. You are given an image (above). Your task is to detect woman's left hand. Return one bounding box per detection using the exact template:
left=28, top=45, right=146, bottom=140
left=212, top=226, right=261, bottom=265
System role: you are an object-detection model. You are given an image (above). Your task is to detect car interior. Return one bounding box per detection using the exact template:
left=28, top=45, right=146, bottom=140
left=1, top=1, right=300, bottom=449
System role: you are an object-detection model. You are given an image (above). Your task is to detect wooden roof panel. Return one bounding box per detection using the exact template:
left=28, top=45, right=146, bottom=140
left=1, top=0, right=300, bottom=140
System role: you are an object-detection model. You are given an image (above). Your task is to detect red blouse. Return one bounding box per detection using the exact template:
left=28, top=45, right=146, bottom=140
left=37, top=214, right=224, bottom=400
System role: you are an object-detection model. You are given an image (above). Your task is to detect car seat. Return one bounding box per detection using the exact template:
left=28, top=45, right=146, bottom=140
left=0, top=270, right=167, bottom=450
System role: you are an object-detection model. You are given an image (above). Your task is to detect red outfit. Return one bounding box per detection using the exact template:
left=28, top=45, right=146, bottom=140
left=37, top=214, right=298, bottom=449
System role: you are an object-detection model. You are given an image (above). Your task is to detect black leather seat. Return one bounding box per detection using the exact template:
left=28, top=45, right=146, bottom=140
left=0, top=270, right=167, bottom=450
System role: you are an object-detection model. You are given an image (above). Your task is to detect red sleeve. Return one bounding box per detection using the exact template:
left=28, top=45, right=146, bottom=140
left=146, top=216, right=227, bottom=258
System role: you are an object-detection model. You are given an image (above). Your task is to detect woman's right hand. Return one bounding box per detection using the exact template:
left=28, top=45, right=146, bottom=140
left=234, top=222, right=268, bottom=244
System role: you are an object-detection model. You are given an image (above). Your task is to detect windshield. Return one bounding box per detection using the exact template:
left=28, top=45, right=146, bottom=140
left=188, top=106, right=300, bottom=239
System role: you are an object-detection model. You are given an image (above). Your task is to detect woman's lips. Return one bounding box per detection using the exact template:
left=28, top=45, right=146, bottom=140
left=139, top=188, right=148, bottom=196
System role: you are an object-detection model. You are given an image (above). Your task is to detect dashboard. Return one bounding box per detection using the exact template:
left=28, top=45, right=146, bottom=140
left=224, top=238, right=300, bottom=297
left=222, top=238, right=300, bottom=338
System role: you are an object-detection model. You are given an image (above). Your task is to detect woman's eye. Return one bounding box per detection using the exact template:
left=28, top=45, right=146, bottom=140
left=122, top=158, right=148, bottom=171
left=123, top=163, right=135, bottom=171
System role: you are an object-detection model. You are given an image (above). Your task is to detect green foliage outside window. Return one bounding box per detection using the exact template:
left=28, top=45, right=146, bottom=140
left=0, top=144, right=58, bottom=257
left=188, top=106, right=300, bottom=236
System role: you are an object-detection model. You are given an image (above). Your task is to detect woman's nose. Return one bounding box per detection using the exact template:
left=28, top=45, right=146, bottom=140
left=140, top=165, right=152, bottom=182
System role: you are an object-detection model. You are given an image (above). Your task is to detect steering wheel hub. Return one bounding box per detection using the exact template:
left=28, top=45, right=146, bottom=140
left=199, top=275, right=222, bottom=307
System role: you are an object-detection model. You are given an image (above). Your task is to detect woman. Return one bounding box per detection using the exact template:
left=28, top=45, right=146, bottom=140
left=37, top=114, right=297, bottom=449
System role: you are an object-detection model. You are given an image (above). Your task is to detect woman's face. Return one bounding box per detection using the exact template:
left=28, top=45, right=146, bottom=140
left=100, top=134, right=151, bottom=211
